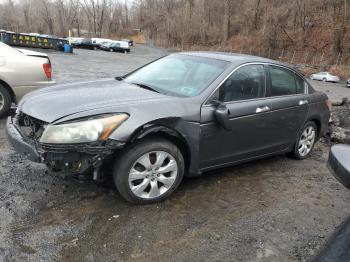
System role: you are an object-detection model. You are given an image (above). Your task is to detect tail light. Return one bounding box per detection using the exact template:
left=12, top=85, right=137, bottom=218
left=43, top=63, right=52, bottom=79
left=325, top=99, right=332, bottom=110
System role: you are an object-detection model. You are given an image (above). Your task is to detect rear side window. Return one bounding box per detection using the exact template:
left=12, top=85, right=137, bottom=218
left=295, top=74, right=306, bottom=94
left=268, top=66, right=297, bottom=96
left=219, top=64, right=265, bottom=102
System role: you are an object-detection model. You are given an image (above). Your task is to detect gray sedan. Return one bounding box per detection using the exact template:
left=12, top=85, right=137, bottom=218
left=0, top=42, right=55, bottom=117
left=7, top=52, right=331, bottom=204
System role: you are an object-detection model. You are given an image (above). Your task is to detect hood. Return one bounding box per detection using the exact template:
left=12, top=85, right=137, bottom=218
left=17, top=48, right=49, bottom=58
left=19, top=79, right=170, bottom=123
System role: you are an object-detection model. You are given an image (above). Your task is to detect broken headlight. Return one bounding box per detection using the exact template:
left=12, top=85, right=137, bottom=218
left=40, top=114, right=129, bottom=144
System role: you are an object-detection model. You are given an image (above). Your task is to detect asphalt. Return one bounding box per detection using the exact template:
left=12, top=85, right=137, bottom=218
left=1, top=45, right=350, bottom=262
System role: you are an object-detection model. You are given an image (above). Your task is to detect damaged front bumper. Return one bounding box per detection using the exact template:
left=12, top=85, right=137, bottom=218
left=6, top=116, right=125, bottom=178
left=6, top=117, right=41, bottom=162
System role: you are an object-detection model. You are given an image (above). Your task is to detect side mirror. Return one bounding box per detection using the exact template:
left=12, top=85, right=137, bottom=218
left=328, top=144, right=350, bottom=189
left=212, top=100, right=231, bottom=130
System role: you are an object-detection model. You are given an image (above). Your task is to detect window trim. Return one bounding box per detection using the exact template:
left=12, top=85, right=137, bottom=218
left=266, top=64, right=308, bottom=98
left=204, top=62, right=267, bottom=105
left=204, top=62, right=308, bottom=106
left=267, top=64, right=298, bottom=97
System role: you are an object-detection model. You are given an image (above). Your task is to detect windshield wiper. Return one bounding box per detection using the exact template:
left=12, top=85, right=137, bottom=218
left=132, top=83, right=160, bottom=93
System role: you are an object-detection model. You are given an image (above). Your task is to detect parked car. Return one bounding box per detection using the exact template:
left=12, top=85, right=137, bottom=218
left=121, top=39, right=134, bottom=46
left=310, top=72, right=340, bottom=83
left=346, top=79, right=350, bottom=88
left=7, top=52, right=331, bottom=204
left=70, top=38, right=84, bottom=48
left=0, top=42, right=55, bottom=117
left=98, top=41, right=113, bottom=50
left=102, top=41, right=130, bottom=53
left=99, top=42, right=112, bottom=51
left=91, top=38, right=113, bottom=50
left=76, top=38, right=95, bottom=50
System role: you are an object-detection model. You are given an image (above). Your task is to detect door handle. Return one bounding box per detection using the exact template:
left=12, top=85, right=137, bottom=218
left=299, top=100, right=308, bottom=105
left=256, top=106, right=270, bottom=113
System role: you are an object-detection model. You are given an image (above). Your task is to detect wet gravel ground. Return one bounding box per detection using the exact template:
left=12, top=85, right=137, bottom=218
left=1, top=46, right=350, bottom=262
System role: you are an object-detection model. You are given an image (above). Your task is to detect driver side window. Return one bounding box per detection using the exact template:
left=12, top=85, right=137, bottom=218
left=219, top=64, right=265, bottom=102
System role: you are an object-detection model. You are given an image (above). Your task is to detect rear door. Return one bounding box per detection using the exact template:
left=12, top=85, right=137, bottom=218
left=265, top=65, right=309, bottom=149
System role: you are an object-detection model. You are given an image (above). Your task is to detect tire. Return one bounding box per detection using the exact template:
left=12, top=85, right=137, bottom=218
left=322, top=78, right=327, bottom=82
left=113, top=137, right=185, bottom=204
left=0, top=85, right=12, bottom=118
left=289, top=121, right=317, bottom=160
left=110, top=49, right=113, bottom=52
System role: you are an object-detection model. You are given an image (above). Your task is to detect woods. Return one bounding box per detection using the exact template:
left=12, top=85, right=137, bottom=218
left=1, top=0, right=350, bottom=64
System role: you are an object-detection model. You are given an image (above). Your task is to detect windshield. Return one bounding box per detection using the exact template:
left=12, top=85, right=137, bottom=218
left=124, top=54, right=229, bottom=97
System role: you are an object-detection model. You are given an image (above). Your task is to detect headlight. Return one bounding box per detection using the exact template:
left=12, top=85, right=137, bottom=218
left=40, top=114, right=129, bottom=144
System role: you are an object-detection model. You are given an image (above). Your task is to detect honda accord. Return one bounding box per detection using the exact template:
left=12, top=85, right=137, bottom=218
left=7, top=52, right=331, bottom=204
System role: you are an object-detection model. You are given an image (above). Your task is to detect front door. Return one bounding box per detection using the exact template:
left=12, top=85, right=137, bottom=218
left=199, top=64, right=279, bottom=169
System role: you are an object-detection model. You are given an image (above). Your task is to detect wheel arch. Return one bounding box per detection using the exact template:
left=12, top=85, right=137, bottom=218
left=0, top=79, right=16, bottom=103
left=128, top=122, right=192, bottom=173
left=307, top=117, right=322, bottom=139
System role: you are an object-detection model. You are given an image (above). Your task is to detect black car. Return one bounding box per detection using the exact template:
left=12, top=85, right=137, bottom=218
left=7, top=52, right=331, bottom=204
left=101, top=41, right=130, bottom=53
left=76, top=38, right=96, bottom=50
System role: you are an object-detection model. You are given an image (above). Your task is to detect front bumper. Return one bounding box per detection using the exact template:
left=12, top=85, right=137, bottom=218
left=6, top=116, right=126, bottom=176
left=6, top=117, right=41, bottom=162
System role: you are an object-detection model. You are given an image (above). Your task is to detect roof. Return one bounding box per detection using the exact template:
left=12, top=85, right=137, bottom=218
left=178, top=51, right=285, bottom=67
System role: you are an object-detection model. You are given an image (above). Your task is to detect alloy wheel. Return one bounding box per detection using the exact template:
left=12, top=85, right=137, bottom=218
left=128, top=151, right=178, bottom=199
left=298, top=126, right=316, bottom=157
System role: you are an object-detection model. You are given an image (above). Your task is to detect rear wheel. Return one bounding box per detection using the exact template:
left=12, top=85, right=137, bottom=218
left=323, top=78, right=327, bottom=82
left=110, top=48, right=114, bottom=52
left=0, top=85, right=11, bottom=118
left=289, top=121, right=317, bottom=160
left=113, top=138, right=185, bottom=204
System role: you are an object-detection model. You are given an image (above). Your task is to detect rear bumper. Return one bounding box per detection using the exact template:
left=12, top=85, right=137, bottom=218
left=6, top=117, right=41, bottom=162
left=328, top=77, right=340, bottom=82
left=13, top=80, right=56, bottom=102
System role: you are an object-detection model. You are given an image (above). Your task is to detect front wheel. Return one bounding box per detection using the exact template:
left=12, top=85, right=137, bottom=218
left=289, top=121, right=317, bottom=160
left=113, top=138, right=185, bottom=204
left=323, top=78, right=327, bottom=82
